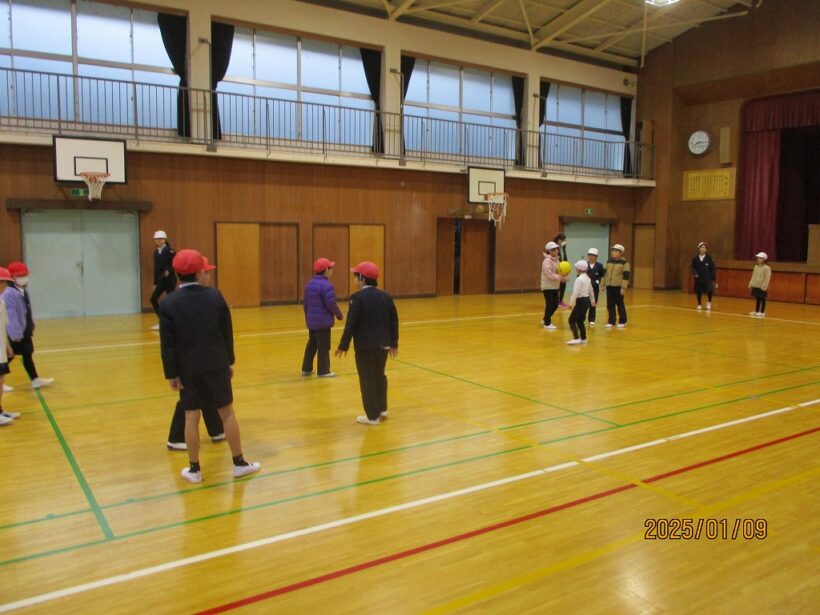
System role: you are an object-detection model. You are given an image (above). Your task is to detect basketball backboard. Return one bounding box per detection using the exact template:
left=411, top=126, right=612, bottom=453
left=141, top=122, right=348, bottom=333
left=53, top=136, right=127, bottom=184
left=467, top=167, right=504, bottom=204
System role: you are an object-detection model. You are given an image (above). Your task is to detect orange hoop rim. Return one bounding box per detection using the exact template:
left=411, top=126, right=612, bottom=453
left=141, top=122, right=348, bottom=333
left=78, top=171, right=111, bottom=182
left=482, top=191, right=509, bottom=201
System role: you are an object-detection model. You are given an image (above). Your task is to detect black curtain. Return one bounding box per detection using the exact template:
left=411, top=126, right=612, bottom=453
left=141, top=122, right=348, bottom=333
left=512, top=76, right=524, bottom=166
left=620, top=96, right=633, bottom=176
left=399, top=55, right=416, bottom=155
left=210, top=22, right=234, bottom=141
left=776, top=126, right=820, bottom=261
left=538, top=81, right=550, bottom=166
left=157, top=13, right=189, bottom=138
left=360, top=48, right=383, bottom=153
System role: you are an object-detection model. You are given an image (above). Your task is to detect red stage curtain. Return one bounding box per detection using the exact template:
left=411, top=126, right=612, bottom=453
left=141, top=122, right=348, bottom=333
left=737, top=130, right=780, bottom=259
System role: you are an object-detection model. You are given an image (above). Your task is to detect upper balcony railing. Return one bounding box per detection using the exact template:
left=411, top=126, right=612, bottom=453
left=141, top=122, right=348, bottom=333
left=0, top=67, right=653, bottom=180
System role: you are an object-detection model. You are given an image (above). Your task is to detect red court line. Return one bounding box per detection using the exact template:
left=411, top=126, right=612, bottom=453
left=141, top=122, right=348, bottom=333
left=197, top=425, right=820, bottom=614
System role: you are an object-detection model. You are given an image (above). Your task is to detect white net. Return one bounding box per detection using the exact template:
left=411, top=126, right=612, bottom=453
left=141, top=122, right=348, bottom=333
left=483, top=192, right=508, bottom=227
left=78, top=172, right=110, bottom=201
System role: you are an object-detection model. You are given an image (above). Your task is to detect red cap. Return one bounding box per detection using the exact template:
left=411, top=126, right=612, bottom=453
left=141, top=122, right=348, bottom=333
left=0, top=267, right=13, bottom=282
left=351, top=261, right=380, bottom=280
left=7, top=262, right=29, bottom=277
left=313, top=257, right=335, bottom=273
left=172, top=249, right=217, bottom=275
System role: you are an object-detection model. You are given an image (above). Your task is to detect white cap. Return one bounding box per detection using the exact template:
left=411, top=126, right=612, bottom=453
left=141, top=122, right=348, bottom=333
left=755, top=252, right=768, bottom=260
left=545, top=241, right=560, bottom=251
left=153, top=230, right=167, bottom=239
left=697, top=241, right=708, bottom=249
left=587, top=248, right=599, bottom=256
left=575, top=260, right=589, bottom=272
left=612, top=243, right=625, bottom=252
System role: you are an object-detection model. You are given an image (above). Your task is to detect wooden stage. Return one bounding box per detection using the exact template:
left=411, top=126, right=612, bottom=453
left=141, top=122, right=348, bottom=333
left=1, top=290, right=818, bottom=613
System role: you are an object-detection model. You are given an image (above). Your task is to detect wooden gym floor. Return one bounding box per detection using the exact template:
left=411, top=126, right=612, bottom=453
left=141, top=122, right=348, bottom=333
left=1, top=290, right=818, bottom=614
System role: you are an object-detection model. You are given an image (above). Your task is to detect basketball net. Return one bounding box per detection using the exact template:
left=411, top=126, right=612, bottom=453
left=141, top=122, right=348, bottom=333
left=483, top=192, right=508, bottom=228
left=78, top=172, right=110, bottom=202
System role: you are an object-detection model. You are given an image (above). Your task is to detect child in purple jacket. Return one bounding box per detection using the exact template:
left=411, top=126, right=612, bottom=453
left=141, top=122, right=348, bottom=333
left=301, top=258, right=344, bottom=377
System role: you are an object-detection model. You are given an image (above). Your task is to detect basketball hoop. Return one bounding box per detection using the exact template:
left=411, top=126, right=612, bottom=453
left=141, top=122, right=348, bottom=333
left=78, top=172, right=110, bottom=202
left=483, top=192, right=508, bottom=227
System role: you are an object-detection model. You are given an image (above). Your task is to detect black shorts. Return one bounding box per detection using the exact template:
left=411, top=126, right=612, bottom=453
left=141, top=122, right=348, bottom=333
left=178, top=368, right=233, bottom=412
left=0, top=362, right=9, bottom=376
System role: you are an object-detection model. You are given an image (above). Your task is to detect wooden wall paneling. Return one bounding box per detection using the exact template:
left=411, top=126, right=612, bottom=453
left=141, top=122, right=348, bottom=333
left=216, top=223, right=261, bottom=307
left=805, top=274, right=820, bottom=305
left=349, top=224, right=385, bottom=291
left=436, top=218, right=455, bottom=296
left=259, top=224, right=298, bottom=303
left=633, top=224, right=656, bottom=290
left=460, top=219, right=491, bottom=295
left=767, top=272, right=806, bottom=303
left=313, top=225, right=350, bottom=299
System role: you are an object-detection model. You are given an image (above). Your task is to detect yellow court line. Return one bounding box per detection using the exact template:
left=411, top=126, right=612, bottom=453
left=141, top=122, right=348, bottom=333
left=423, top=463, right=820, bottom=614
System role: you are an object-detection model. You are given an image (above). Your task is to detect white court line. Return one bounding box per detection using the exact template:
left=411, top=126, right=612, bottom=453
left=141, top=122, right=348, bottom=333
left=0, top=400, right=811, bottom=613
left=798, top=399, right=820, bottom=407
left=646, top=304, right=820, bottom=327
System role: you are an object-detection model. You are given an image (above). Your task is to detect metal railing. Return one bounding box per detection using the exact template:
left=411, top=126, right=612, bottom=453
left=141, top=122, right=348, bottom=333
left=0, top=67, right=654, bottom=179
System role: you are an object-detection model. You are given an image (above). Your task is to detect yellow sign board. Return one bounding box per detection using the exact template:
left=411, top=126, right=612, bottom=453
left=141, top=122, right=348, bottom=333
left=683, top=168, right=736, bottom=201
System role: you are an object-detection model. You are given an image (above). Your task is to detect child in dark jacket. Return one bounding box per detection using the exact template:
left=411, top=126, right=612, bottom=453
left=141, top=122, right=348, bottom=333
left=301, top=258, right=344, bottom=377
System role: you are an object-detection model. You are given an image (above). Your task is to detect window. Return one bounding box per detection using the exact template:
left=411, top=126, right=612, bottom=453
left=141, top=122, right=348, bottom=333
left=0, top=0, right=176, bottom=128
left=541, top=83, right=629, bottom=172
left=404, top=59, right=516, bottom=160
left=220, top=27, right=375, bottom=145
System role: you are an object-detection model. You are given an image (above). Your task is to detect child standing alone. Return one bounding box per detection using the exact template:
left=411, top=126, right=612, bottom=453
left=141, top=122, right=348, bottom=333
left=748, top=252, right=771, bottom=318
left=566, top=260, right=595, bottom=346
left=301, top=258, right=344, bottom=377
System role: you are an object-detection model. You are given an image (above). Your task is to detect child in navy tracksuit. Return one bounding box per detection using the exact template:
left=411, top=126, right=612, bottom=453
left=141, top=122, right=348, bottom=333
left=301, top=258, right=344, bottom=377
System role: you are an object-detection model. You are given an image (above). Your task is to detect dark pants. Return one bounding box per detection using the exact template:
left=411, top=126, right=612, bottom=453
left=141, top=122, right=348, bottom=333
left=695, top=279, right=714, bottom=305
left=150, top=278, right=176, bottom=316
left=355, top=348, right=388, bottom=420
left=542, top=289, right=560, bottom=325
left=589, top=284, right=600, bottom=323
left=302, top=328, right=332, bottom=375
left=9, top=338, right=37, bottom=380
left=752, top=287, right=767, bottom=313
left=606, top=286, right=627, bottom=325
left=569, top=298, right=591, bottom=340
left=558, top=281, right=567, bottom=303
left=168, top=400, right=224, bottom=443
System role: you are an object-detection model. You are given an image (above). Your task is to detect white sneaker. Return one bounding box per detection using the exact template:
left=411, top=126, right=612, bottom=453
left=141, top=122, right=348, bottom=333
left=3, top=384, right=12, bottom=393
left=756, top=313, right=766, bottom=318
left=31, top=377, right=54, bottom=389
left=379, top=411, right=389, bottom=420
left=749, top=311, right=758, bottom=316
left=706, top=302, right=712, bottom=310
left=181, top=468, right=202, bottom=483
left=233, top=461, right=261, bottom=478
left=543, top=324, right=557, bottom=330
left=167, top=441, right=187, bottom=451
left=317, top=372, right=337, bottom=378
left=357, top=415, right=380, bottom=426
left=0, top=415, right=13, bottom=426
left=150, top=323, right=160, bottom=331
left=2, top=411, right=21, bottom=420
left=605, top=323, right=614, bottom=329
left=696, top=305, right=702, bottom=310
left=616, top=323, right=627, bottom=329
left=210, top=433, right=226, bottom=443
left=301, top=370, right=313, bottom=377
left=580, top=339, right=588, bottom=344
left=566, top=339, right=582, bottom=345
left=588, top=322, right=595, bottom=327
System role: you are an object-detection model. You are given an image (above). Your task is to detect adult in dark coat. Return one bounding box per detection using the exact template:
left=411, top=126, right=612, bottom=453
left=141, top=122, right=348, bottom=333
left=150, top=230, right=177, bottom=330
left=691, top=241, right=718, bottom=310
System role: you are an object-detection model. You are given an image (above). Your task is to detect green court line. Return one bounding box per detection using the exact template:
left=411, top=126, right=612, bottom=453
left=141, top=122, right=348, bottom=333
left=0, top=508, right=92, bottom=531
left=33, top=389, right=114, bottom=540
left=395, top=359, right=620, bottom=427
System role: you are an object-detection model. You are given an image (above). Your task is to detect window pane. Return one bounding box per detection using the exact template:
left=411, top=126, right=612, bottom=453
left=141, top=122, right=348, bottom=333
left=492, top=74, right=515, bottom=116
left=544, top=93, right=557, bottom=124
left=427, top=107, right=459, bottom=154
left=11, top=0, right=71, bottom=55
left=301, top=39, right=339, bottom=90
left=12, top=55, right=70, bottom=74
left=606, top=95, right=624, bottom=133
left=556, top=85, right=581, bottom=125
left=0, top=54, right=11, bottom=118
left=134, top=10, right=172, bottom=68
left=583, top=90, right=606, bottom=130
left=134, top=70, right=177, bottom=130
left=0, top=1, right=10, bottom=48
left=78, top=64, right=133, bottom=125
left=217, top=83, right=254, bottom=137
left=340, top=95, right=374, bottom=146
left=428, top=61, right=459, bottom=107
left=462, top=68, right=490, bottom=113
left=77, top=0, right=131, bottom=63
left=340, top=45, right=369, bottom=95
left=225, top=28, right=254, bottom=80
left=404, top=60, right=426, bottom=104
left=255, top=31, right=297, bottom=85
left=12, top=61, right=72, bottom=120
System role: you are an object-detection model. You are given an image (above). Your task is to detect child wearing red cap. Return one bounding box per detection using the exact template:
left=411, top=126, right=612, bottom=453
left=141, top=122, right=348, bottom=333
left=2, top=262, right=54, bottom=389
left=335, top=262, right=399, bottom=426
left=0, top=267, right=20, bottom=425
left=301, top=257, right=344, bottom=378
left=159, top=249, right=260, bottom=483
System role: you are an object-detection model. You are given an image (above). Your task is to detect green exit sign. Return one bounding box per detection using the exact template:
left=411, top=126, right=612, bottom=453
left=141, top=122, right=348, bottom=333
left=584, top=208, right=595, bottom=216
left=70, top=187, right=88, bottom=197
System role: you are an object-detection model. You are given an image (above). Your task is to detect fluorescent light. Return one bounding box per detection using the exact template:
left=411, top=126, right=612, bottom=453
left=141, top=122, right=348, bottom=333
left=646, top=0, right=680, bottom=6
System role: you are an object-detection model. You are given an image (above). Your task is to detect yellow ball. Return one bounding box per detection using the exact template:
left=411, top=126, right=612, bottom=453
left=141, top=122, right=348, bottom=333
left=558, top=261, right=572, bottom=275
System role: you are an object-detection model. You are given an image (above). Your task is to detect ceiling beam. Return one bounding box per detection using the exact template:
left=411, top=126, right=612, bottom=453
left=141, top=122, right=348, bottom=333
left=532, top=0, right=612, bottom=51
left=545, top=40, right=638, bottom=67
left=380, top=0, right=393, bottom=18
left=390, top=0, right=417, bottom=20
left=596, top=0, right=678, bottom=52
left=472, top=0, right=507, bottom=24
left=517, top=0, right=535, bottom=44
left=406, top=0, right=475, bottom=14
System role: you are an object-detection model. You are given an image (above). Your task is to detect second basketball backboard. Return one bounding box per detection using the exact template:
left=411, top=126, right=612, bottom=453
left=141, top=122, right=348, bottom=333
left=467, top=167, right=505, bottom=204
left=53, top=136, right=127, bottom=184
